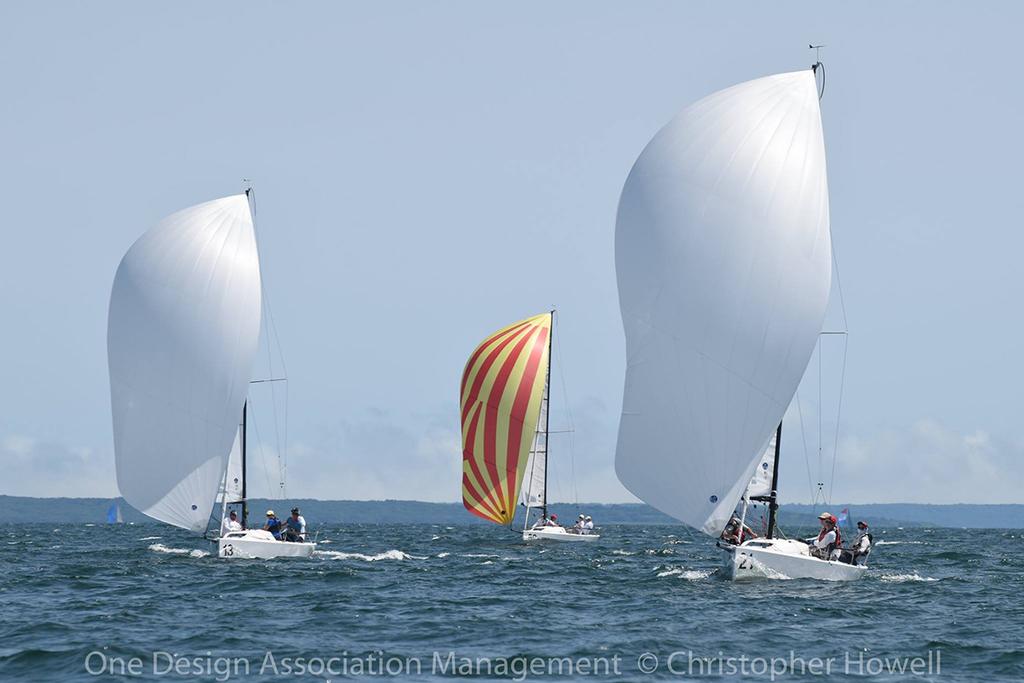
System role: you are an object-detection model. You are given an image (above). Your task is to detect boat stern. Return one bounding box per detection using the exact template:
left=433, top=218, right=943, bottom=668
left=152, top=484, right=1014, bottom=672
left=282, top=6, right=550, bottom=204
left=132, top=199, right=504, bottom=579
left=218, top=530, right=316, bottom=559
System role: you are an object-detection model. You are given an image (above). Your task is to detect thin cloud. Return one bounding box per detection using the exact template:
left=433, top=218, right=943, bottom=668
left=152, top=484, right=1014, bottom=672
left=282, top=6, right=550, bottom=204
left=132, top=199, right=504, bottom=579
left=828, top=419, right=1022, bottom=504
left=0, top=435, right=117, bottom=498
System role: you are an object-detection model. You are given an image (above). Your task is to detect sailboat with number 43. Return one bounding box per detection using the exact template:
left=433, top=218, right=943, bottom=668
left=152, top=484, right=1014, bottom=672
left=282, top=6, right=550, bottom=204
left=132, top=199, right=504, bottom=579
left=460, top=312, right=598, bottom=542
left=108, top=192, right=315, bottom=560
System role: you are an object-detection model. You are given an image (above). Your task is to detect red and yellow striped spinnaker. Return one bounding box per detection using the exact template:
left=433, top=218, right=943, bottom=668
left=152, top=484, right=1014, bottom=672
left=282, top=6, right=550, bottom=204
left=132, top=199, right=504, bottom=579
left=460, top=313, right=552, bottom=525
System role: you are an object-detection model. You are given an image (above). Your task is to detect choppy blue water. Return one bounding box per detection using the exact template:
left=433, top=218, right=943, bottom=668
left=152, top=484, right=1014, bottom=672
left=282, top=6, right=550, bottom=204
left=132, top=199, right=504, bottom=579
left=1, top=524, right=1021, bottom=681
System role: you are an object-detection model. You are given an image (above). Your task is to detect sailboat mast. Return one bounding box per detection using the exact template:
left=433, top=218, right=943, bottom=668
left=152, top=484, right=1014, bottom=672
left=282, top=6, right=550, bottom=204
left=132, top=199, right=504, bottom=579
left=241, top=185, right=253, bottom=531
left=541, top=310, right=554, bottom=519
left=241, top=401, right=248, bottom=529
left=765, top=422, right=783, bottom=539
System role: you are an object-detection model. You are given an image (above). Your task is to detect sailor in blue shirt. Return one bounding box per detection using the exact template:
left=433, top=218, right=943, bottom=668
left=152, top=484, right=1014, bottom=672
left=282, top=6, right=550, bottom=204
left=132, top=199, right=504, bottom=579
left=263, top=510, right=283, bottom=540
left=284, top=507, right=307, bottom=542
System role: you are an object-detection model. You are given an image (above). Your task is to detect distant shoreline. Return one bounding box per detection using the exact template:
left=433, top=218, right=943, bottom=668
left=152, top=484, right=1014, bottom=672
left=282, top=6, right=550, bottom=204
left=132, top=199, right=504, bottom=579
left=3, top=495, right=1020, bottom=528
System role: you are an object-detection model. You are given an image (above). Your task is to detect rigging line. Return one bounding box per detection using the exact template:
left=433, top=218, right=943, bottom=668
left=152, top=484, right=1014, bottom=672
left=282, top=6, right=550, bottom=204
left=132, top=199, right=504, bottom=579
left=818, top=338, right=823, bottom=502
left=245, top=397, right=275, bottom=498
left=552, top=311, right=580, bottom=508
left=828, top=333, right=849, bottom=505
left=796, top=388, right=815, bottom=502
left=248, top=187, right=288, bottom=495
left=281, top=381, right=289, bottom=498
left=831, top=238, right=850, bottom=333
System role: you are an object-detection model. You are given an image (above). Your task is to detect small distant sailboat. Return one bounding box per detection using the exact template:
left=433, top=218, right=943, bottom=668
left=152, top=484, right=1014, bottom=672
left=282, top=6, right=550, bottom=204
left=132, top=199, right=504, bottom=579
left=106, top=501, right=123, bottom=524
left=108, top=192, right=315, bottom=560
left=614, top=66, right=862, bottom=580
left=460, top=312, right=598, bottom=542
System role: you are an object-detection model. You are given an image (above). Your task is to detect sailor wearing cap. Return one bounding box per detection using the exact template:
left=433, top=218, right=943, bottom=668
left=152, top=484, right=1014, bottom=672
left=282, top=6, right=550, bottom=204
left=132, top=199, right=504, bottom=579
left=285, top=507, right=307, bottom=542
left=805, top=512, right=840, bottom=559
left=263, top=509, right=284, bottom=540
left=852, top=521, right=872, bottom=565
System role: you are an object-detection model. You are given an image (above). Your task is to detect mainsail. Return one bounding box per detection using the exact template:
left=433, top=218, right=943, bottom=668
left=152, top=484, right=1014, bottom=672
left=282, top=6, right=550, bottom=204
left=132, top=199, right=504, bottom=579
left=745, top=431, right=777, bottom=500
left=106, top=502, right=123, bottom=524
left=614, top=70, right=832, bottom=536
left=224, top=430, right=244, bottom=503
left=461, top=314, right=552, bottom=525
left=518, top=382, right=549, bottom=509
left=108, top=195, right=262, bottom=533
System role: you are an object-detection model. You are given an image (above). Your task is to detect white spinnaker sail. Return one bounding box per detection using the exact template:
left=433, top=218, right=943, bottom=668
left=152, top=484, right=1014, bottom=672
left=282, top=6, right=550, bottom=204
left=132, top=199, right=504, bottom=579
left=108, top=195, right=262, bottom=533
left=745, top=432, right=777, bottom=499
left=614, top=70, right=832, bottom=536
left=224, top=430, right=244, bottom=502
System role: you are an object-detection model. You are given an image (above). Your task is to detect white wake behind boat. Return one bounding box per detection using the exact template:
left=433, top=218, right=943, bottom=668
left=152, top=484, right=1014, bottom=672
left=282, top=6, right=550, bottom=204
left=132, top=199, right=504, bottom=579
left=108, top=191, right=314, bottom=560
left=614, top=64, right=860, bottom=580
left=460, top=312, right=599, bottom=543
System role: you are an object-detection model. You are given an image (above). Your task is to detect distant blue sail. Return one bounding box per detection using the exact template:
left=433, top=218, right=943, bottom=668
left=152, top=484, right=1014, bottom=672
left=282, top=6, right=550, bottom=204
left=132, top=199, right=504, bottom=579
left=106, top=502, right=122, bottom=524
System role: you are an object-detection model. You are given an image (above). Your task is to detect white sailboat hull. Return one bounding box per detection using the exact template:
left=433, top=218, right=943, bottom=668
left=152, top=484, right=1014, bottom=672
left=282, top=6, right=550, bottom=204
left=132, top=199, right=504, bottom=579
left=722, top=539, right=865, bottom=581
left=218, top=530, right=316, bottom=559
left=522, top=527, right=600, bottom=543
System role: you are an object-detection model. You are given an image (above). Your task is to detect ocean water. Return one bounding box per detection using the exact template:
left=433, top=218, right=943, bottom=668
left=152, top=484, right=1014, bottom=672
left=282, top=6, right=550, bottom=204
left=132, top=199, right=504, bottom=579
left=2, top=524, right=1021, bottom=681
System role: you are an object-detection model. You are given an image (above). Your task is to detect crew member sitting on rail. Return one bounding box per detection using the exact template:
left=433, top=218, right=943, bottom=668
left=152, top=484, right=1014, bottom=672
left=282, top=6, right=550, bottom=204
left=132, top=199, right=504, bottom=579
left=721, top=516, right=758, bottom=545
left=221, top=510, right=242, bottom=536
left=263, top=510, right=284, bottom=540
left=806, top=512, right=840, bottom=559
left=851, top=520, right=872, bottom=565
left=531, top=513, right=560, bottom=529
left=284, top=507, right=307, bottom=542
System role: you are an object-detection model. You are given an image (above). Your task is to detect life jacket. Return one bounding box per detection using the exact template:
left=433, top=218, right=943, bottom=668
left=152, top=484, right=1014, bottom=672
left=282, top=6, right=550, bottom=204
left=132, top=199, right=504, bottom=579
left=266, top=518, right=282, bottom=538
left=816, top=526, right=840, bottom=555
left=854, top=532, right=873, bottom=554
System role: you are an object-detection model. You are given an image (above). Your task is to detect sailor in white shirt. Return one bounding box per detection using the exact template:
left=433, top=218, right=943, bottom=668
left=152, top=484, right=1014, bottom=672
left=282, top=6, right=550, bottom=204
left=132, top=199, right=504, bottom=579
left=221, top=510, right=242, bottom=536
left=852, top=521, right=872, bottom=565
left=573, top=514, right=586, bottom=533
left=584, top=516, right=594, bottom=533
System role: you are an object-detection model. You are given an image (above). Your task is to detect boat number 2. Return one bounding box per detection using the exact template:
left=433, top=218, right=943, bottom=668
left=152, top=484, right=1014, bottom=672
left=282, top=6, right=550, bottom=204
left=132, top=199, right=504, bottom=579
left=738, top=555, right=751, bottom=570
left=222, top=544, right=234, bottom=557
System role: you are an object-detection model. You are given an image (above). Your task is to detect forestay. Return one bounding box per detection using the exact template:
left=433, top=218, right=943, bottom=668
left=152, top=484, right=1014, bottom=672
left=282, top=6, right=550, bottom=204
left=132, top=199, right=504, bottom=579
left=461, top=314, right=552, bottom=525
left=108, top=195, right=262, bottom=533
left=614, top=70, right=832, bottom=536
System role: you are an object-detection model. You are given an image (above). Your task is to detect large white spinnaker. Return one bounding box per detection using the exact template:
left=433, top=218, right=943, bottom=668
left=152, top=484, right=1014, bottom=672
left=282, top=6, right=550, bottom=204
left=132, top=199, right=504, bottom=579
left=614, top=70, right=832, bottom=536
left=108, top=195, right=262, bottom=533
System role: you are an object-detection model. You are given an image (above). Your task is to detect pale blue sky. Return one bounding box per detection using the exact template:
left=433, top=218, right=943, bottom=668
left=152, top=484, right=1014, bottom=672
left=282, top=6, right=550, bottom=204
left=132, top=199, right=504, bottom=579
left=2, top=2, right=1021, bottom=505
